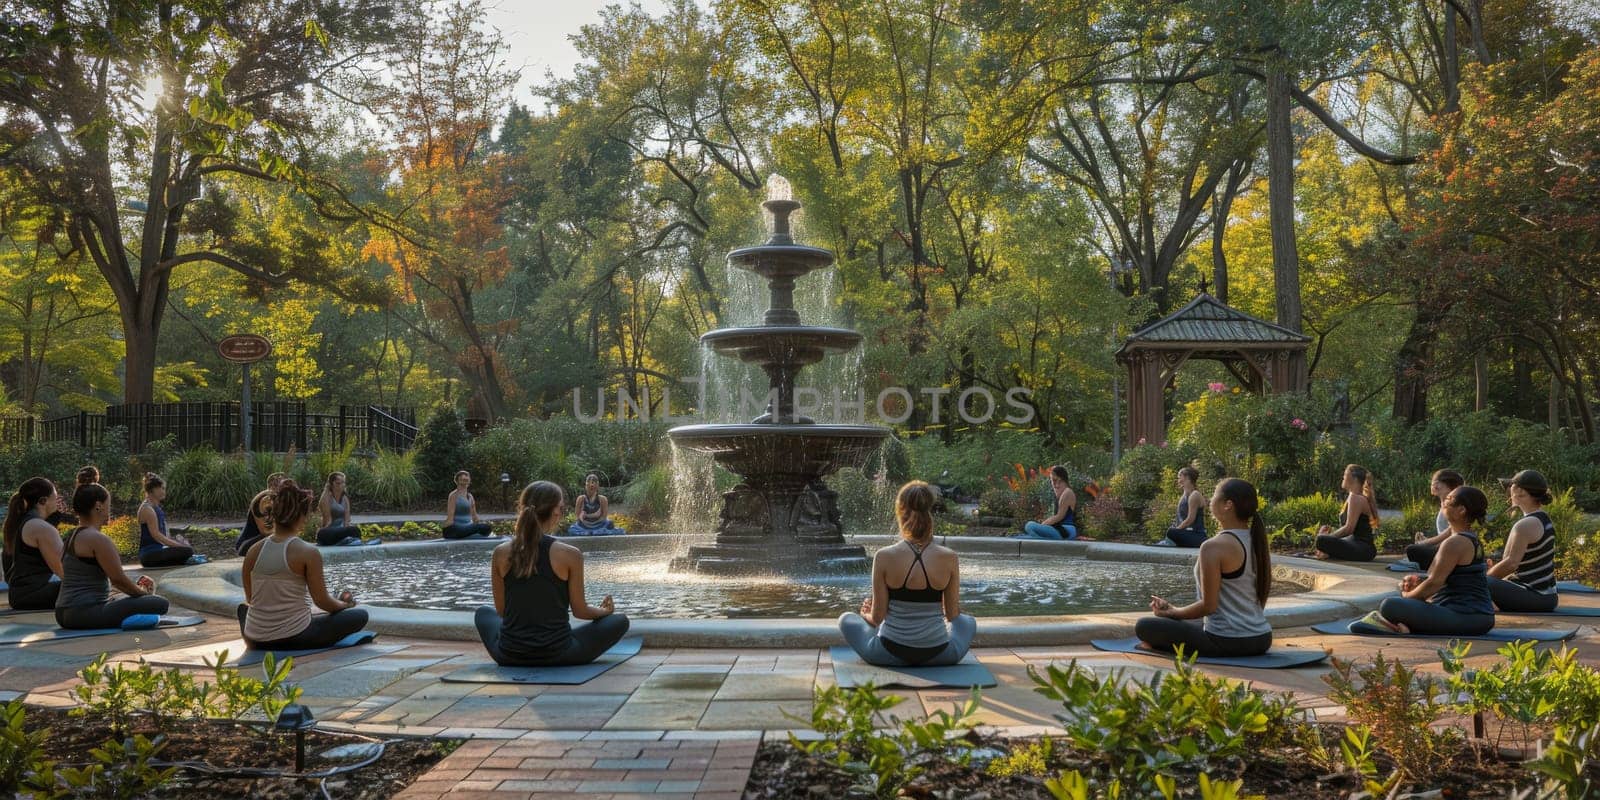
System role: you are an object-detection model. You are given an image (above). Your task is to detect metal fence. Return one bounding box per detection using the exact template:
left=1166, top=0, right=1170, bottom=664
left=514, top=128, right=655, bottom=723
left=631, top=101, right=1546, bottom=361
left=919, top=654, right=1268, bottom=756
left=2, top=403, right=417, bottom=453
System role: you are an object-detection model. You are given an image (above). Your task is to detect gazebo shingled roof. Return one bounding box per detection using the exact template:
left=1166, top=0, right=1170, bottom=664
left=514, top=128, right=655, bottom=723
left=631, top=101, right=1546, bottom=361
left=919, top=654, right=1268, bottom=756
left=1114, top=293, right=1310, bottom=449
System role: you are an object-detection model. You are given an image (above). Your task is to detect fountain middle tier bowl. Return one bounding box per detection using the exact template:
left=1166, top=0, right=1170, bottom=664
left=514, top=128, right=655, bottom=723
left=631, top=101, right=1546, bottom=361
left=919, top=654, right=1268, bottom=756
left=668, top=423, right=889, bottom=477
left=701, top=326, right=863, bottom=367
left=726, top=243, right=834, bottom=279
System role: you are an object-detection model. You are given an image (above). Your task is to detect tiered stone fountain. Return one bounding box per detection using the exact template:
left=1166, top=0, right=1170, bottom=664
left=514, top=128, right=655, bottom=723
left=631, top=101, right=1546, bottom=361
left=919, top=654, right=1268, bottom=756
left=668, top=185, right=888, bottom=574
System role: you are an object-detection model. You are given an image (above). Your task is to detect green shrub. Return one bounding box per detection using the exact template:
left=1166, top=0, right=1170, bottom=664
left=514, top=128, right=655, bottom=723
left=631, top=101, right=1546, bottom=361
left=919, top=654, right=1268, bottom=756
left=160, top=446, right=222, bottom=512
left=1108, top=443, right=1191, bottom=524
left=620, top=462, right=673, bottom=523
left=367, top=448, right=423, bottom=507
left=791, top=684, right=979, bottom=800
left=903, top=429, right=1056, bottom=495
left=1399, top=497, right=1440, bottom=542
left=1262, top=493, right=1342, bottom=550
left=1324, top=652, right=1454, bottom=783
left=1082, top=492, right=1137, bottom=541
left=414, top=405, right=470, bottom=496
left=194, top=456, right=257, bottom=515
left=832, top=467, right=896, bottom=534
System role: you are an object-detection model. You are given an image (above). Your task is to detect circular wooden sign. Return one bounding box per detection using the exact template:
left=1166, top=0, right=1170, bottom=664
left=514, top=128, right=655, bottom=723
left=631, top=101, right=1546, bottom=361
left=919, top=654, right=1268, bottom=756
left=217, top=334, right=272, bottom=364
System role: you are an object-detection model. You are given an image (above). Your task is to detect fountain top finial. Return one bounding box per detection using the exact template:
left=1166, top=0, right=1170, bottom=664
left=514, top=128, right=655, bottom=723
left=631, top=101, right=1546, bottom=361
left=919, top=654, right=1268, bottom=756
left=762, top=175, right=801, bottom=245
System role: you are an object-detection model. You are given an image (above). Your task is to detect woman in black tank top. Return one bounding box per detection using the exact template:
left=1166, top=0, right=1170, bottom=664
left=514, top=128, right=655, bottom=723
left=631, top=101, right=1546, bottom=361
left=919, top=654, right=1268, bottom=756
left=475, top=481, right=629, bottom=666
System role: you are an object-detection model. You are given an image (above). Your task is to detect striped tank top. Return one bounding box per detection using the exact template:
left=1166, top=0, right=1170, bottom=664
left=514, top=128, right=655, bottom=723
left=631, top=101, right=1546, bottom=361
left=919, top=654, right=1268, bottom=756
left=1511, top=510, right=1557, bottom=595
left=1203, top=529, right=1271, bottom=639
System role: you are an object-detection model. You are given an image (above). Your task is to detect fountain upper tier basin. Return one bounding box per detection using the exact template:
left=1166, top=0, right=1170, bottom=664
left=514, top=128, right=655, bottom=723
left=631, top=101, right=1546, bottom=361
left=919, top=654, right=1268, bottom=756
left=701, top=326, right=862, bottom=368
left=726, top=243, right=834, bottom=280
left=668, top=423, right=889, bottom=477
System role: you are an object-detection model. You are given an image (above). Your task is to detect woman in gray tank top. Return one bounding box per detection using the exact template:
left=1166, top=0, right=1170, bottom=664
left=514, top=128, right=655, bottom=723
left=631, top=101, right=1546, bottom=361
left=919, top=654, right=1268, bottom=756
left=837, top=481, right=976, bottom=666
left=55, top=483, right=170, bottom=630
left=237, top=479, right=369, bottom=651
left=315, top=472, right=367, bottom=546
left=1136, top=478, right=1272, bottom=658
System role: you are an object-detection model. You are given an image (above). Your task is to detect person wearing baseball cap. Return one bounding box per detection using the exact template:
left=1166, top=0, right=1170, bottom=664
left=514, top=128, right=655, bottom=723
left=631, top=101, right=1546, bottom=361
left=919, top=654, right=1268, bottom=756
left=1487, top=470, right=1559, bottom=612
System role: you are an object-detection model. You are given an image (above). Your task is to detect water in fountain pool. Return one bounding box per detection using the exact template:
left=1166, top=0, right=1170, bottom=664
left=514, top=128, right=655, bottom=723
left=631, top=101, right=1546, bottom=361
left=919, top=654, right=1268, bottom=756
left=323, top=545, right=1306, bottom=618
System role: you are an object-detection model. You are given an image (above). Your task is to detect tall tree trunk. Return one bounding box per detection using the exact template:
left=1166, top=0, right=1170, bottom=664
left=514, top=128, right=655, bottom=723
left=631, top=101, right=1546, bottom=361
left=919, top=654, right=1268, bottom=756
left=1393, top=301, right=1442, bottom=424
left=1265, top=68, right=1302, bottom=332
left=1474, top=351, right=1488, bottom=411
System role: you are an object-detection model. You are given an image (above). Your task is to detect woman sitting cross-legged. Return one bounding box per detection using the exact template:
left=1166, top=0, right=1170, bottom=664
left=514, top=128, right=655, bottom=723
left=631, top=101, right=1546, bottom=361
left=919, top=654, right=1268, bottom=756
left=315, top=472, right=365, bottom=547
left=1356, top=485, right=1494, bottom=636
left=567, top=473, right=624, bottom=536
left=1404, top=469, right=1465, bottom=571
left=237, top=480, right=370, bottom=651
left=1136, top=478, right=1273, bottom=658
left=56, top=483, right=170, bottom=629
left=136, top=473, right=194, bottom=567
left=443, top=470, right=495, bottom=539
left=1155, top=466, right=1207, bottom=548
left=4, top=477, right=66, bottom=611
left=1313, top=464, right=1379, bottom=562
left=475, top=481, right=629, bottom=666
left=1487, top=470, right=1559, bottom=613
left=838, top=480, right=977, bottom=666
left=1016, top=465, right=1078, bottom=540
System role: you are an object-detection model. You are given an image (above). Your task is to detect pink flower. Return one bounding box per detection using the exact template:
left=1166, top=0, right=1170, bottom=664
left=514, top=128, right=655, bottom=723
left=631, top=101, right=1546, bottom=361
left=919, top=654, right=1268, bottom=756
left=1291, top=418, right=1308, bottom=430
left=1159, top=440, right=1168, bottom=448
left=1208, top=382, right=1226, bottom=393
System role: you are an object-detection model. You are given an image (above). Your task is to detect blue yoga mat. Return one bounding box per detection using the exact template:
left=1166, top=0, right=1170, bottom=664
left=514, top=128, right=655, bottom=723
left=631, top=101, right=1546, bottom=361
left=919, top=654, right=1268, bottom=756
left=828, top=645, right=997, bottom=688
left=0, top=615, right=205, bottom=645
left=1310, top=617, right=1576, bottom=642
left=1502, top=606, right=1600, bottom=618
left=441, top=637, right=644, bottom=685
left=1558, top=581, right=1600, bottom=594
left=1090, top=638, right=1328, bottom=668
left=1388, top=562, right=1422, bottom=572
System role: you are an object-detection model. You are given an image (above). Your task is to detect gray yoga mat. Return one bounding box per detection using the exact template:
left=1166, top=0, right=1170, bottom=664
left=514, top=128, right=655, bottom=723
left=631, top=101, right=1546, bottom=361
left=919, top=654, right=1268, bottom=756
left=441, top=637, right=644, bottom=685
left=828, top=645, right=997, bottom=689
left=1558, top=581, right=1600, bottom=594
left=143, top=631, right=390, bottom=668
left=0, top=615, right=205, bottom=645
left=1310, top=617, right=1576, bottom=641
left=1089, top=637, right=1328, bottom=668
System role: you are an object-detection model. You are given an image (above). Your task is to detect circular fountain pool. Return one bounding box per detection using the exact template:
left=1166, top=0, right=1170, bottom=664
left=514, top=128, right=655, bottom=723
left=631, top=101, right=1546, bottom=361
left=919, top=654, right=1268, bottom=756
left=322, top=539, right=1306, bottom=618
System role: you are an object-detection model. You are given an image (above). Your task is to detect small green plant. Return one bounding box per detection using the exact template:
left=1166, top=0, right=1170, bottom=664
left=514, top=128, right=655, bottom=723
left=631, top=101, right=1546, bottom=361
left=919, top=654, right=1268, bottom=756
left=789, top=684, right=979, bottom=799
left=367, top=447, right=423, bottom=507
left=0, top=700, right=52, bottom=795
left=1262, top=493, right=1342, bottom=549
left=1339, top=725, right=1401, bottom=797
left=71, top=655, right=141, bottom=736
left=1443, top=641, right=1600, bottom=749
left=1324, top=652, right=1454, bottom=783
left=987, top=735, right=1054, bottom=778
left=73, top=655, right=215, bottom=734
left=1522, top=722, right=1600, bottom=799
left=208, top=650, right=302, bottom=722
left=44, top=734, right=177, bottom=800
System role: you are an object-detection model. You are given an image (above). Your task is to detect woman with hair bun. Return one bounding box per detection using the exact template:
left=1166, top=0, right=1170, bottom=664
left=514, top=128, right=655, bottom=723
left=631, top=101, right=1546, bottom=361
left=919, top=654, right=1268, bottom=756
left=838, top=480, right=976, bottom=666
left=56, top=482, right=169, bottom=629
left=1357, top=485, right=1494, bottom=636
left=1488, top=470, right=1560, bottom=613
left=235, top=472, right=287, bottom=557
left=474, top=481, right=629, bottom=665
left=45, top=466, right=98, bottom=527
left=4, top=477, right=65, bottom=610
left=136, top=473, right=194, bottom=567
left=1137, top=477, right=1274, bottom=657
left=1313, top=464, right=1379, bottom=562
left=238, top=479, right=369, bottom=650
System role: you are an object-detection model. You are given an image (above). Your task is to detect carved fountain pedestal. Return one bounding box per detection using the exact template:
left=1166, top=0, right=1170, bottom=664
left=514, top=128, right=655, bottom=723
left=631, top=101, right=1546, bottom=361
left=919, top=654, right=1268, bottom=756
left=668, top=195, right=888, bottom=575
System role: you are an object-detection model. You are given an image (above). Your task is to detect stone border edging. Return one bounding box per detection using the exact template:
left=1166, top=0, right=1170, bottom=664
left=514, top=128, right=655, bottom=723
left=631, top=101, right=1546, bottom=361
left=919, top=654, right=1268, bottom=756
left=156, top=536, right=1396, bottom=647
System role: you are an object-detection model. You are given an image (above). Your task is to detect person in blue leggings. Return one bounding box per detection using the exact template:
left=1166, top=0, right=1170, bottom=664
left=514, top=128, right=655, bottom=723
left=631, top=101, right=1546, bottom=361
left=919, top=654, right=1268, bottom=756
left=1356, top=486, right=1494, bottom=636
left=1017, top=465, right=1078, bottom=540
left=136, top=473, right=194, bottom=568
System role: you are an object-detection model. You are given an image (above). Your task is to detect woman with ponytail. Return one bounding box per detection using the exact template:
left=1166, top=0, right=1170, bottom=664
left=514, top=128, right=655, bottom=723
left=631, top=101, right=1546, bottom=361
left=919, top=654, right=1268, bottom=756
left=45, top=466, right=97, bottom=527
left=838, top=481, right=977, bottom=666
left=56, top=482, right=169, bottom=629
left=135, top=473, right=194, bottom=567
left=475, top=481, right=629, bottom=665
left=1313, top=465, right=1379, bottom=562
left=4, top=477, right=65, bottom=610
left=237, top=479, right=369, bottom=650
left=1137, top=477, right=1273, bottom=658
left=1356, top=486, right=1494, bottom=636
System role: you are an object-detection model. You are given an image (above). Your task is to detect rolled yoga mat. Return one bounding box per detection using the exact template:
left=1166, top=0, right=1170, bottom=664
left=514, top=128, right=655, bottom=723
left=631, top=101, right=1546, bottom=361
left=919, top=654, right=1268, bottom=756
left=1310, top=617, right=1576, bottom=642
left=828, top=645, right=997, bottom=689
left=441, top=637, right=644, bottom=685
left=1089, top=637, right=1329, bottom=668
left=0, top=615, right=204, bottom=645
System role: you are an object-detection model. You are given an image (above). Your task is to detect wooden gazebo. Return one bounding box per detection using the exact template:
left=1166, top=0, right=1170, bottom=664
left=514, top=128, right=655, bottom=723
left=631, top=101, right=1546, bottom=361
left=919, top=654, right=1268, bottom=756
left=1115, top=293, right=1311, bottom=449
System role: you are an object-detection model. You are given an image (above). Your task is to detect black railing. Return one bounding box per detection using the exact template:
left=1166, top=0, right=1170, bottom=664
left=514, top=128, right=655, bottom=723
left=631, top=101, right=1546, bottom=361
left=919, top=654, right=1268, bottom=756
left=0, top=416, right=34, bottom=450
left=41, top=412, right=105, bottom=449
left=6, top=404, right=417, bottom=453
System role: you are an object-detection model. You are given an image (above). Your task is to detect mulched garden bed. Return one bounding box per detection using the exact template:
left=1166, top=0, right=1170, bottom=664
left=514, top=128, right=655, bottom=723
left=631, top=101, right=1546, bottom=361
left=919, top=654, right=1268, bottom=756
left=742, top=728, right=1550, bottom=799
left=25, top=706, right=456, bottom=799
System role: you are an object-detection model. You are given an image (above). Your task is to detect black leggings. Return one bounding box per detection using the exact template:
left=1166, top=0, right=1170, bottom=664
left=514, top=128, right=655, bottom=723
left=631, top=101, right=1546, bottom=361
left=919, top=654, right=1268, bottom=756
left=1134, top=616, right=1272, bottom=657
left=1489, top=577, right=1559, bottom=612
left=235, top=603, right=370, bottom=650
left=138, top=545, right=193, bottom=568
left=7, top=579, right=60, bottom=611
left=1377, top=597, right=1494, bottom=636
left=443, top=522, right=494, bottom=539
left=315, top=526, right=364, bottom=546
left=1164, top=527, right=1206, bottom=548
left=56, top=594, right=170, bottom=630
left=474, top=605, right=629, bottom=666
left=1316, top=535, right=1376, bottom=562
left=1406, top=542, right=1439, bottom=570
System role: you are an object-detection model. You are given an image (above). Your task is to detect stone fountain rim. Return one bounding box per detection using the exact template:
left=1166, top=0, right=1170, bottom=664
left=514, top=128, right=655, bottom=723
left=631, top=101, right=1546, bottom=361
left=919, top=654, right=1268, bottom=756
left=155, top=535, right=1395, bottom=647
left=667, top=423, right=891, bottom=437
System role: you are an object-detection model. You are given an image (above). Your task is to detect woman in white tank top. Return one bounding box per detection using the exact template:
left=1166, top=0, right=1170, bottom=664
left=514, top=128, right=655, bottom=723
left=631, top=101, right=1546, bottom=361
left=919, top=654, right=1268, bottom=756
left=238, top=480, right=369, bottom=651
